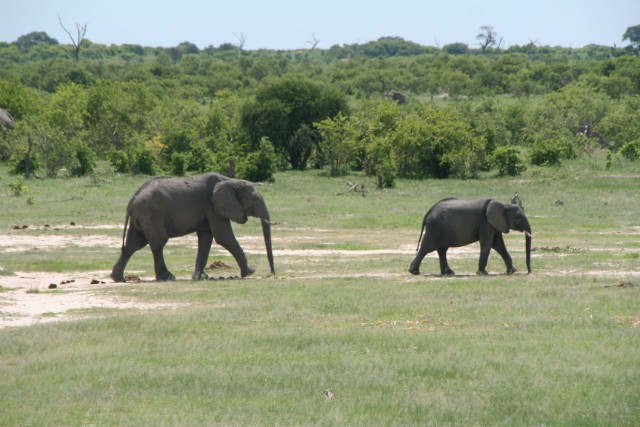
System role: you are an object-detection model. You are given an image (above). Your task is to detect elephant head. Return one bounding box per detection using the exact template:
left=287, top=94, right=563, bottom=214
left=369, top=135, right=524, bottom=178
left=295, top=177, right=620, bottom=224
left=487, top=200, right=532, bottom=273
left=212, top=180, right=275, bottom=274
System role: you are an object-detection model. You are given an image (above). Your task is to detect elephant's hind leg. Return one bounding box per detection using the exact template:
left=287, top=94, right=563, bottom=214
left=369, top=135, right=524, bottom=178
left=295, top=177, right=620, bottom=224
left=111, top=228, right=148, bottom=282
left=409, top=238, right=436, bottom=275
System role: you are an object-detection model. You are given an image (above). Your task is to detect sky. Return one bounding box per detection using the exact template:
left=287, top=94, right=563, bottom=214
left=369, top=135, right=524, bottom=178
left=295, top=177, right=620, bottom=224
left=1, top=0, right=638, bottom=50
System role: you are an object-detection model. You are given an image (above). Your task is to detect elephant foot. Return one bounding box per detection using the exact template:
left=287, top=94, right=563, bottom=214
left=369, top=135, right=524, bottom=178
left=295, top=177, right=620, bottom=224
left=409, top=267, right=421, bottom=275
left=476, top=270, right=489, bottom=276
left=241, top=267, right=256, bottom=278
left=441, top=268, right=455, bottom=276
left=506, top=267, right=517, bottom=275
left=156, top=271, right=176, bottom=282
left=111, top=272, right=124, bottom=283
left=192, top=270, right=209, bottom=280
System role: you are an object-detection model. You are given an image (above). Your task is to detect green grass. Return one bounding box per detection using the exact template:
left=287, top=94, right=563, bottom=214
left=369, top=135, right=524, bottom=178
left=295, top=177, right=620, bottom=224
left=0, top=155, right=639, bottom=426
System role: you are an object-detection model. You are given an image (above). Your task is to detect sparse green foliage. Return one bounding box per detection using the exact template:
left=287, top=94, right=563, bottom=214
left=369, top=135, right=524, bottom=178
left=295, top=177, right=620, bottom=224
left=620, top=139, right=640, bottom=161
left=492, top=146, right=526, bottom=176
left=70, top=143, right=97, bottom=177
left=315, top=113, right=354, bottom=176
left=529, top=136, right=576, bottom=166
left=236, top=137, right=277, bottom=182
left=8, top=176, right=28, bottom=196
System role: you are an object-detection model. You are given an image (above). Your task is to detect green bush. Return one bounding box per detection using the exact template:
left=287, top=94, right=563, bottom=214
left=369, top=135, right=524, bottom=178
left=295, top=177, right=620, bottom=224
left=109, top=150, right=129, bottom=174
left=492, top=146, right=526, bottom=176
left=133, top=146, right=156, bottom=175
left=237, top=138, right=277, bottom=182
left=620, top=139, right=640, bottom=161
left=70, top=144, right=97, bottom=177
left=9, top=152, right=39, bottom=176
left=529, top=137, right=576, bottom=166
left=169, top=152, right=188, bottom=176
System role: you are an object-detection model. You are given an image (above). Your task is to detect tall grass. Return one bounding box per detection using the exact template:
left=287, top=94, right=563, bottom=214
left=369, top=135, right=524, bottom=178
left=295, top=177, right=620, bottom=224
left=0, top=155, right=639, bottom=426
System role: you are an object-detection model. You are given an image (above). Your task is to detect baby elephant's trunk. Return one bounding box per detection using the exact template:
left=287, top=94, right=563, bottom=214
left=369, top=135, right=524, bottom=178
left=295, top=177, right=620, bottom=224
left=261, top=218, right=275, bottom=275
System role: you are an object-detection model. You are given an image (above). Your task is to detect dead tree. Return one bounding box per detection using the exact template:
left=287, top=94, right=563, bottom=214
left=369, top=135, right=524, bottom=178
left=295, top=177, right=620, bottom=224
left=58, top=15, right=87, bottom=62
left=306, top=33, right=320, bottom=50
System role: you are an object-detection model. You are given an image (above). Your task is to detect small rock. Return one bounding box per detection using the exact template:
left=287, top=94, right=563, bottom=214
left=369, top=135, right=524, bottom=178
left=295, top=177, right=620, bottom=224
left=48, top=283, right=57, bottom=289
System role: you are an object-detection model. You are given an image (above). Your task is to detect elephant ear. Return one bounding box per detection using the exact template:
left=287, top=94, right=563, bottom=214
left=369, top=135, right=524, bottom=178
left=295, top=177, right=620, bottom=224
left=212, top=181, right=248, bottom=224
left=486, top=200, right=509, bottom=234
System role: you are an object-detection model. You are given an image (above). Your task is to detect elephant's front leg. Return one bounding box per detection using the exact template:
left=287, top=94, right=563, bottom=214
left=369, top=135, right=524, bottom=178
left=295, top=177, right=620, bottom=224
left=192, top=230, right=213, bottom=280
left=212, top=218, right=255, bottom=278
left=477, top=233, right=494, bottom=275
left=492, top=233, right=516, bottom=274
left=152, top=246, right=176, bottom=281
left=437, top=248, right=455, bottom=276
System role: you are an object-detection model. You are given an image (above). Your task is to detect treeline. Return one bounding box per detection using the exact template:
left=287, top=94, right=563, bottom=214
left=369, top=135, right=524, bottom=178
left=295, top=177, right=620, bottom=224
left=1, top=33, right=639, bottom=183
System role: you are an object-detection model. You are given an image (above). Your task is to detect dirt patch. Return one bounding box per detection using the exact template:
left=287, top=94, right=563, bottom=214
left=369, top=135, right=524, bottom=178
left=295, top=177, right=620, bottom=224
left=0, top=270, right=182, bottom=329
left=1, top=225, right=638, bottom=329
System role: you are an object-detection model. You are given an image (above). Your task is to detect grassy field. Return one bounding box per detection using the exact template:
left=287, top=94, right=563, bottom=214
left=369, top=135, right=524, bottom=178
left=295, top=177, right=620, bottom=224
left=0, top=155, right=639, bottom=426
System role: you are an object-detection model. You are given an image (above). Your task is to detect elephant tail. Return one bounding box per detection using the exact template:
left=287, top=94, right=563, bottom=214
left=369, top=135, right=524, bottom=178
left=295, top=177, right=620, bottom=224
left=415, top=220, right=426, bottom=252
left=120, top=212, right=130, bottom=251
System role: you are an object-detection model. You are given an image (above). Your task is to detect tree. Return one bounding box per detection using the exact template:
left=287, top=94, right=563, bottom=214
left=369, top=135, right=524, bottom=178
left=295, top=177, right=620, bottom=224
left=15, top=32, right=59, bottom=50
left=623, top=25, right=640, bottom=50
left=315, top=113, right=354, bottom=176
left=477, top=25, right=502, bottom=51
left=241, top=75, right=348, bottom=170
left=58, top=15, right=87, bottom=61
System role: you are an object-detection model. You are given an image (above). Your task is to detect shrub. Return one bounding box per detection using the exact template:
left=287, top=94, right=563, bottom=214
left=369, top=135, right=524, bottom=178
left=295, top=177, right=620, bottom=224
left=70, top=144, right=97, bottom=177
left=492, top=146, right=526, bottom=176
left=237, top=138, right=277, bottom=182
left=620, top=139, right=640, bottom=161
left=530, top=137, right=576, bottom=166
left=109, top=150, right=129, bottom=174
left=170, top=152, right=188, bottom=176
left=133, top=146, right=156, bottom=175
left=9, top=152, right=40, bottom=176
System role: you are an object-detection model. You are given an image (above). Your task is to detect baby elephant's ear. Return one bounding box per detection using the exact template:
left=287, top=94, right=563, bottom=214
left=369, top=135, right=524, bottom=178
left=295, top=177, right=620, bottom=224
left=212, top=181, right=248, bottom=224
left=486, top=200, right=509, bottom=233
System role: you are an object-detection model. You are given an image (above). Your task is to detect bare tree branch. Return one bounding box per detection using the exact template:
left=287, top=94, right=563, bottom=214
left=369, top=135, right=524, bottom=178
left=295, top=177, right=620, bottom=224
left=232, top=31, right=246, bottom=56
left=306, top=33, right=320, bottom=50
left=58, top=15, right=87, bottom=61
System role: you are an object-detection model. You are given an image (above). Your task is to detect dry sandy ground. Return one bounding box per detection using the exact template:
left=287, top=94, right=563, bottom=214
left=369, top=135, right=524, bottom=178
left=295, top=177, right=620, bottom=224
left=0, top=226, right=418, bottom=329
left=1, top=226, right=637, bottom=329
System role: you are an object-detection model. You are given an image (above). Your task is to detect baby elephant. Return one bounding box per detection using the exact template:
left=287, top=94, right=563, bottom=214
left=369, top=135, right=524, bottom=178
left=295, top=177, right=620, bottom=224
left=409, top=198, right=532, bottom=276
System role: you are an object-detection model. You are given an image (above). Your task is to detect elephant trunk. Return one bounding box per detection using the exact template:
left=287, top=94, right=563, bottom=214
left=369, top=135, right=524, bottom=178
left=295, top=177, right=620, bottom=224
left=261, top=218, right=275, bottom=275
left=525, top=229, right=532, bottom=274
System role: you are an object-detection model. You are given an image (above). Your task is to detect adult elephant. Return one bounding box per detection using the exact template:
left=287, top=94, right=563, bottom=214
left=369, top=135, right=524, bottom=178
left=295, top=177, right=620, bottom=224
left=409, top=198, right=532, bottom=276
left=111, top=173, right=275, bottom=282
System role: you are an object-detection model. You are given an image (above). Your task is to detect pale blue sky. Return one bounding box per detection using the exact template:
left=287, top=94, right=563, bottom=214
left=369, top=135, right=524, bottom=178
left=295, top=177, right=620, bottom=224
left=2, top=0, right=638, bottom=50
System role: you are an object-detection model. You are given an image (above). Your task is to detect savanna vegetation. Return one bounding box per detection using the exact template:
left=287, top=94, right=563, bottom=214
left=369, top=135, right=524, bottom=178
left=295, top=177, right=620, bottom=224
left=1, top=26, right=639, bottom=426
left=1, top=27, right=640, bottom=185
